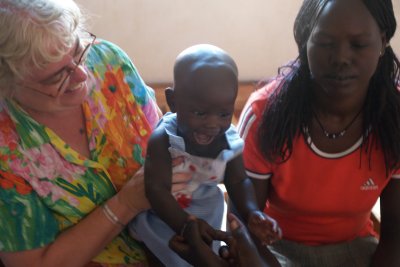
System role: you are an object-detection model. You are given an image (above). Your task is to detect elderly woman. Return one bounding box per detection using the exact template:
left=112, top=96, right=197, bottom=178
left=0, top=0, right=190, bottom=266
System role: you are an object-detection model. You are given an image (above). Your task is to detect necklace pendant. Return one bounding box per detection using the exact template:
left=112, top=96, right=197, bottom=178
left=324, top=130, right=346, bottom=139
left=313, top=108, right=363, bottom=140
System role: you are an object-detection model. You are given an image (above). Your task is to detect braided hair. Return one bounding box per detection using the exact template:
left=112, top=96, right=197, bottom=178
left=258, top=0, right=400, bottom=172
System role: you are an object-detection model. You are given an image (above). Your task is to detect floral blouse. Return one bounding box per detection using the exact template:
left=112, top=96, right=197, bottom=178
left=0, top=40, right=160, bottom=266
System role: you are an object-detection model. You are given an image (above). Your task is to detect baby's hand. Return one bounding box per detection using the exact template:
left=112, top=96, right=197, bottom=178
left=247, top=210, right=282, bottom=245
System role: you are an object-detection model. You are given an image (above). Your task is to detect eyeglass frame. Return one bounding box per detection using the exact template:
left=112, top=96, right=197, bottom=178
left=17, top=32, right=97, bottom=97
left=56, top=32, right=97, bottom=94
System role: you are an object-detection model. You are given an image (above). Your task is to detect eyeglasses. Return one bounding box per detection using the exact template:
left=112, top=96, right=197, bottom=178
left=18, top=32, right=96, bottom=97
left=56, top=32, right=97, bottom=94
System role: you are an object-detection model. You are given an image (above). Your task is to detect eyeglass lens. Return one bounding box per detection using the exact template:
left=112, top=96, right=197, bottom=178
left=57, top=34, right=96, bottom=94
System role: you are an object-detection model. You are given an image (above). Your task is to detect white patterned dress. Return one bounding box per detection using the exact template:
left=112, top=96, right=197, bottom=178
left=129, top=112, right=243, bottom=267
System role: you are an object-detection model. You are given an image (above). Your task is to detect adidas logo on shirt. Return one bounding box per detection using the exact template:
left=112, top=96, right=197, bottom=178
left=360, top=178, right=378, bottom=191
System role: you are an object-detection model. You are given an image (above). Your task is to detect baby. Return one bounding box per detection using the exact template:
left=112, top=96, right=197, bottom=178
left=130, top=44, right=281, bottom=266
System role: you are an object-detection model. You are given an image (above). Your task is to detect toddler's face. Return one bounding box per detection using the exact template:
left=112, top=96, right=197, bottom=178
left=175, top=67, right=237, bottom=149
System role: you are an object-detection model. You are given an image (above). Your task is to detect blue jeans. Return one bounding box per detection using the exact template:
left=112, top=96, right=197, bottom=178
left=268, top=236, right=378, bottom=267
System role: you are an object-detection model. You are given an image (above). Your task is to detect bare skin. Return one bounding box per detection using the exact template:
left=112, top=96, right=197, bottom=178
left=169, top=213, right=281, bottom=267
left=306, top=0, right=385, bottom=153
left=0, top=157, right=191, bottom=267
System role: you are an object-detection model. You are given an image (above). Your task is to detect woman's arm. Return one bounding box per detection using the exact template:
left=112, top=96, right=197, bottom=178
left=0, top=156, right=192, bottom=267
left=371, top=178, right=400, bottom=267
left=169, top=213, right=281, bottom=267
left=226, top=213, right=281, bottom=267
left=0, top=185, right=142, bottom=267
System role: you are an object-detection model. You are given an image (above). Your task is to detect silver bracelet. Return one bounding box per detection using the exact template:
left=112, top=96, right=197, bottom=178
left=102, top=203, right=125, bottom=228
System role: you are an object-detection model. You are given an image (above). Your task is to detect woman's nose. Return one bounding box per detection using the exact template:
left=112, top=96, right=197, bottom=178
left=70, top=64, right=88, bottom=83
left=330, top=43, right=353, bottom=68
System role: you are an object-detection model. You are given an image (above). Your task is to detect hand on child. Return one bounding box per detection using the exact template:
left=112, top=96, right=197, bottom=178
left=169, top=213, right=280, bottom=267
left=220, top=213, right=281, bottom=267
left=247, top=211, right=282, bottom=245
left=171, top=156, right=192, bottom=192
left=170, top=216, right=231, bottom=267
left=117, top=169, right=150, bottom=214
left=185, top=217, right=217, bottom=246
left=117, top=156, right=191, bottom=215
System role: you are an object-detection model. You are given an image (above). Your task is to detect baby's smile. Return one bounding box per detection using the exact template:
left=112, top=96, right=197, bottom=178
left=193, top=131, right=216, bottom=145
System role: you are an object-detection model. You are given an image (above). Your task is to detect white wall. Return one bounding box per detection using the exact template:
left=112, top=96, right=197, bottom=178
left=75, top=0, right=400, bottom=84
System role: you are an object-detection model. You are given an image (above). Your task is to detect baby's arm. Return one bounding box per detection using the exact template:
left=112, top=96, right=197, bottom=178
left=145, top=127, right=190, bottom=234
left=224, top=154, right=281, bottom=244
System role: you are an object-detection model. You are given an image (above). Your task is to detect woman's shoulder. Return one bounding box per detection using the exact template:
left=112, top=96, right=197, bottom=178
left=90, top=39, right=125, bottom=56
left=87, top=39, right=133, bottom=69
left=246, top=78, right=282, bottom=113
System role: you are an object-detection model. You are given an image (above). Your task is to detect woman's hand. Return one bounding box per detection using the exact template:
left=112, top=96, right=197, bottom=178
left=220, top=213, right=281, bottom=267
left=169, top=216, right=231, bottom=267
left=187, top=218, right=218, bottom=246
left=171, top=156, right=192, bottom=192
left=117, top=169, right=150, bottom=215
left=169, top=213, right=281, bottom=267
left=222, top=213, right=270, bottom=266
left=117, top=156, right=192, bottom=215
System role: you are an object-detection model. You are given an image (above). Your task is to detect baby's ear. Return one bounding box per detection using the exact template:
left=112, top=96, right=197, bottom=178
left=165, top=87, right=176, bottom=112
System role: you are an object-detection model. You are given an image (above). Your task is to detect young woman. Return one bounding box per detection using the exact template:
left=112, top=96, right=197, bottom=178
left=238, top=0, right=400, bottom=266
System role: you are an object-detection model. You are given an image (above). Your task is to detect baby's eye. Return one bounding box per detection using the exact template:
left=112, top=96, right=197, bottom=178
left=192, top=111, right=207, bottom=117
left=351, top=43, right=368, bottom=49
left=219, top=112, right=232, bottom=118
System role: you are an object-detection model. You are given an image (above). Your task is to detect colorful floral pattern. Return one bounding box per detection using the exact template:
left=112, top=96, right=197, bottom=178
left=0, top=40, right=160, bottom=266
